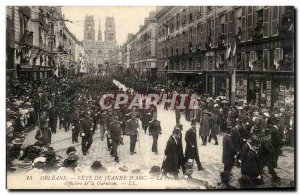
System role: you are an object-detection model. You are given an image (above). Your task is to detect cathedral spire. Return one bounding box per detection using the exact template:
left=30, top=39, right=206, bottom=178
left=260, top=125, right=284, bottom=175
left=97, top=18, right=102, bottom=41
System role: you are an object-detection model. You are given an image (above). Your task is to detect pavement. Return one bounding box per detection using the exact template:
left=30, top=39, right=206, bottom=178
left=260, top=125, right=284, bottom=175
left=20, top=80, right=295, bottom=189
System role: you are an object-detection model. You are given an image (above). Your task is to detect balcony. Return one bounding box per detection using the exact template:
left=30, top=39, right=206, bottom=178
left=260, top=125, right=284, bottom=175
left=19, top=30, right=33, bottom=46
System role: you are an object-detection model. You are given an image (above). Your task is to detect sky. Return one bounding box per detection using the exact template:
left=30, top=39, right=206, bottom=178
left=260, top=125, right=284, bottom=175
left=61, top=6, right=157, bottom=45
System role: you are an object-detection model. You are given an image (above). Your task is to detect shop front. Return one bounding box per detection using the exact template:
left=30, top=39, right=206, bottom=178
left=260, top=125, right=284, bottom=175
left=235, top=72, right=294, bottom=107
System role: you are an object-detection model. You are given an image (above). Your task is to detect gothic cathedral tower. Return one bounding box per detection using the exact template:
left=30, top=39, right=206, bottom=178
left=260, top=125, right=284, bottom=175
left=104, top=16, right=116, bottom=42
left=84, top=15, right=95, bottom=41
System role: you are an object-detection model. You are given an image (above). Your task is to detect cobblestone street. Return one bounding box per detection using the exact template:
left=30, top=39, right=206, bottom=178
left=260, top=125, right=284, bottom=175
left=23, top=84, right=295, bottom=188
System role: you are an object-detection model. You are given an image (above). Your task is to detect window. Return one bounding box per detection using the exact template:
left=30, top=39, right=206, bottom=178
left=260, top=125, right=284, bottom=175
left=241, top=7, right=246, bottom=42
left=271, top=6, right=279, bottom=36
left=247, top=6, right=253, bottom=41
left=88, top=25, right=92, bottom=30
left=235, top=7, right=242, bottom=34
left=263, top=7, right=270, bottom=38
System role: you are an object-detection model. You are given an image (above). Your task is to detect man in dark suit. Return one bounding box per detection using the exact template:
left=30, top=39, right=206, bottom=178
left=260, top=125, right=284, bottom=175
left=80, top=113, right=93, bottom=156
left=126, top=113, right=139, bottom=155
left=148, top=115, right=162, bottom=154
left=258, top=128, right=281, bottom=182
left=268, top=117, right=284, bottom=168
left=162, top=128, right=181, bottom=179
left=231, top=118, right=243, bottom=166
left=222, top=129, right=237, bottom=173
left=185, top=120, right=204, bottom=171
left=109, top=116, right=122, bottom=162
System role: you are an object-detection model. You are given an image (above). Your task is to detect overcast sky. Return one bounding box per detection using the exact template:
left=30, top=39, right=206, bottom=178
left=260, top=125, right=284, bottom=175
left=61, top=6, right=157, bottom=45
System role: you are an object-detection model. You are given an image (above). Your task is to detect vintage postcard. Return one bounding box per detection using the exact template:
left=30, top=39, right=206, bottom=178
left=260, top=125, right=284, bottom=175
left=6, top=6, right=295, bottom=190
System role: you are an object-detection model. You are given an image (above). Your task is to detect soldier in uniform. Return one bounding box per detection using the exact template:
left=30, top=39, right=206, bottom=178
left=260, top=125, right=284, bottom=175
left=92, top=108, right=100, bottom=134
left=185, top=119, right=204, bottom=171
left=48, top=104, right=58, bottom=134
left=106, top=110, right=114, bottom=150
left=125, top=112, right=139, bottom=155
left=71, top=110, right=80, bottom=143
left=148, top=115, right=162, bottom=154
left=109, top=116, right=122, bottom=162
left=80, top=113, right=93, bottom=156
left=141, top=109, right=152, bottom=134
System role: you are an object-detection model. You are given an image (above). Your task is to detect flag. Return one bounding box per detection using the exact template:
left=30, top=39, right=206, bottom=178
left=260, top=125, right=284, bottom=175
left=249, top=60, right=253, bottom=71
left=54, top=66, right=59, bottom=76
left=226, top=44, right=231, bottom=60
left=289, top=24, right=294, bottom=32
left=232, top=42, right=236, bottom=57
left=274, top=58, right=280, bottom=70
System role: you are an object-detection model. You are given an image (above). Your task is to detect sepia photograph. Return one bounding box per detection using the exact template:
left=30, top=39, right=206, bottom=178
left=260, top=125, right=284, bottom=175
left=5, top=5, right=295, bottom=190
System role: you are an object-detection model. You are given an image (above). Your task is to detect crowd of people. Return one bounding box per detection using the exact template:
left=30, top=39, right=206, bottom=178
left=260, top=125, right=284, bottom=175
left=6, top=73, right=294, bottom=189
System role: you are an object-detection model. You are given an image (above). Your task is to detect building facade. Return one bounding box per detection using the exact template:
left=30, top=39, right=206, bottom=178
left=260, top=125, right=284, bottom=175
left=156, top=6, right=294, bottom=107
left=124, top=11, right=158, bottom=80
left=82, top=15, right=118, bottom=72
left=6, top=6, right=87, bottom=81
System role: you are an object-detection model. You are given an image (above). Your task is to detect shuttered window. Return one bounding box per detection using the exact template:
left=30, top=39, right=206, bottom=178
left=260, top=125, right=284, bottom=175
left=247, top=6, right=253, bottom=41
left=241, top=7, right=246, bottom=42
left=211, top=18, right=215, bottom=47
left=271, top=6, right=279, bottom=36
left=263, top=7, right=270, bottom=38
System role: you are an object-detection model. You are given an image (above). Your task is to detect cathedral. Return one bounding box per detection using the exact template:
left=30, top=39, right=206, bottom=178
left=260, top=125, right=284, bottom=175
left=83, top=15, right=118, bottom=70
